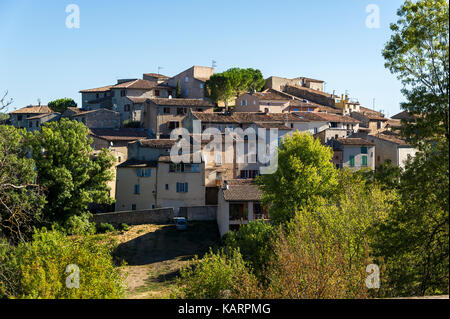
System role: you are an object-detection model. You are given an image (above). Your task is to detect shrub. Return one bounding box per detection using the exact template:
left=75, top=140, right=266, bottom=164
left=97, top=223, right=115, bottom=234
left=119, top=223, right=130, bottom=232
left=6, top=228, right=126, bottom=299
left=176, top=248, right=260, bottom=299
left=64, top=213, right=96, bottom=235
left=224, top=221, right=277, bottom=280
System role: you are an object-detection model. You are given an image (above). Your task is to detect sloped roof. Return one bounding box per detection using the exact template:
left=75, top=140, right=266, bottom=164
left=89, top=128, right=149, bottom=141
left=117, top=159, right=158, bottom=168
left=112, top=79, right=158, bottom=90
left=295, top=112, right=359, bottom=123
left=139, top=139, right=176, bottom=149
left=72, top=108, right=118, bottom=117
left=191, top=112, right=308, bottom=124
left=143, top=73, right=169, bottom=79
left=223, top=180, right=263, bottom=202
left=148, top=98, right=214, bottom=107
left=251, top=88, right=299, bottom=101
left=10, top=105, right=52, bottom=114
left=335, top=138, right=374, bottom=146
left=79, top=85, right=113, bottom=93
left=373, top=133, right=410, bottom=146
left=391, top=110, right=419, bottom=121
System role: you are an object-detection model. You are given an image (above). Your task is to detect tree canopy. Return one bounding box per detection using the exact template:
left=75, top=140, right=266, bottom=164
left=26, top=119, right=115, bottom=224
left=48, top=98, right=77, bottom=114
left=257, top=132, right=338, bottom=224
left=205, top=68, right=266, bottom=106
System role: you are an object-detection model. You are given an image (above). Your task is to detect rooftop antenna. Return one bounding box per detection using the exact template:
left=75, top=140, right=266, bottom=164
left=37, top=98, right=41, bottom=106
left=372, top=98, right=376, bottom=111
left=211, top=60, right=217, bottom=68
left=157, top=66, right=164, bottom=75
left=323, top=81, right=327, bottom=93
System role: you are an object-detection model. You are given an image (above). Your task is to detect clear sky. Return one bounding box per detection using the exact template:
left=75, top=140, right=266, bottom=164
left=0, top=0, right=406, bottom=117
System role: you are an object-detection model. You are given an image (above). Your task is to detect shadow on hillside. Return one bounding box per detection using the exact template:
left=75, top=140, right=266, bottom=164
left=113, top=221, right=220, bottom=266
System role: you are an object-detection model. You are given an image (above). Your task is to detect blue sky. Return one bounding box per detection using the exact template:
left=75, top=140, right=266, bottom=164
left=0, top=0, right=405, bottom=117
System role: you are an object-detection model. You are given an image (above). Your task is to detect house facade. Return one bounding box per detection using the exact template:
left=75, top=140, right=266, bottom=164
left=164, top=66, right=214, bottom=99
left=9, top=105, right=53, bottom=128
left=327, top=138, right=375, bottom=170
left=217, top=179, right=268, bottom=237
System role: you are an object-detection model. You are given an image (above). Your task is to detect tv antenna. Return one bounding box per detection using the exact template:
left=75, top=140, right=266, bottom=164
left=211, top=60, right=217, bottom=68
left=157, top=66, right=164, bottom=75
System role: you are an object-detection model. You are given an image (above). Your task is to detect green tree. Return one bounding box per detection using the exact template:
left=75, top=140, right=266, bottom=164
left=204, top=74, right=234, bottom=108
left=224, top=221, right=277, bottom=280
left=1, top=228, right=125, bottom=299
left=0, top=125, right=44, bottom=243
left=245, top=68, right=265, bottom=92
left=376, top=0, right=449, bottom=297
left=176, top=248, right=260, bottom=299
left=257, top=132, right=338, bottom=224
left=47, top=98, right=77, bottom=114
left=371, top=143, right=449, bottom=297
left=383, top=0, right=449, bottom=145
left=27, top=119, right=115, bottom=225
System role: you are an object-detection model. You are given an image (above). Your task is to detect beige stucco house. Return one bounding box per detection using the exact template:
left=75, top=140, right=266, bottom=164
left=326, top=138, right=375, bottom=170
left=164, top=66, right=214, bottom=99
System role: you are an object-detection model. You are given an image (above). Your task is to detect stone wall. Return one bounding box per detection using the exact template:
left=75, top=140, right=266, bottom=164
left=178, top=205, right=217, bottom=221
left=92, top=207, right=174, bottom=226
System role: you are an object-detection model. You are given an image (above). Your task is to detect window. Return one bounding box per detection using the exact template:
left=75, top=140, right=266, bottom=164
left=131, top=204, right=137, bottom=211
left=176, top=182, right=189, bottom=193
left=134, top=184, right=140, bottom=194
left=377, top=121, right=382, bottom=129
left=111, top=91, right=115, bottom=97
left=36, top=121, right=39, bottom=127
left=314, top=127, right=318, bottom=134
left=200, top=83, right=204, bottom=89
left=163, top=107, right=171, bottom=114
left=362, top=156, right=368, bottom=167
left=137, top=168, right=151, bottom=177
left=361, top=146, right=368, bottom=154
left=29, top=121, right=32, bottom=128
left=18, top=115, right=23, bottom=121
left=165, top=184, right=169, bottom=190
left=177, top=108, right=185, bottom=115
left=185, top=89, right=189, bottom=96
left=241, top=100, right=247, bottom=106
left=124, top=104, right=131, bottom=112
left=120, top=90, right=126, bottom=97
left=184, top=76, right=189, bottom=83
left=96, top=93, right=99, bottom=99
left=349, top=156, right=355, bottom=167
left=168, top=90, right=172, bottom=96
left=155, top=90, right=160, bottom=97
left=169, top=163, right=200, bottom=173
left=168, top=121, right=180, bottom=130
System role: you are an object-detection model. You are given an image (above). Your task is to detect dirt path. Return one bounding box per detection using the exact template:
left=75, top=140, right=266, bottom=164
left=110, top=222, right=219, bottom=299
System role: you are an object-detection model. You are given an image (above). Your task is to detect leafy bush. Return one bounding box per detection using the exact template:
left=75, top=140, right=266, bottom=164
left=176, top=248, right=260, bottom=299
left=122, top=120, right=141, bottom=128
left=118, top=223, right=130, bottom=232
left=0, top=238, right=20, bottom=298
left=224, top=221, right=277, bottom=280
left=96, top=223, right=115, bottom=234
left=3, top=228, right=126, bottom=299
left=64, top=213, right=96, bottom=235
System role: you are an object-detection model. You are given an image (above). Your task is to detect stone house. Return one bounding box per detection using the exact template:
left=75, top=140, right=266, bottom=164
left=26, top=112, right=61, bottom=132
left=142, top=98, right=215, bottom=137
left=294, top=111, right=360, bottom=135
left=264, top=76, right=324, bottom=92
left=217, top=179, right=268, bottom=237
left=326, top=138, right=375, bottom=170
left=71, top=108, right=121, bottom=129
left=115, top=139, right=205, bottom=213
left=9, top=105, right=53, bottom=128
left=357, top=132, right=417, bottom=169
left=350, top=108, right=388, bottom=134
left=163, top=65, right=214, bottom=99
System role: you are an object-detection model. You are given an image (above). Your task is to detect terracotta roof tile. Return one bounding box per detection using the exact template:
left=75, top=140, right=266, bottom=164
left=149, top=98, right=214, bottom=107
left=89, top=128, right=149, bottom=141
left=10, top=105, right=52, bottom=114
left=79, top=85, right=113, bottom=93
left=335, top=138, right=374, bottom=146
left=223, top=180, right=263, bottom=201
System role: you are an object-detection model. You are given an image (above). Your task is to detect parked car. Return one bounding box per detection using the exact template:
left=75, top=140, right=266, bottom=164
left=174, top=217, right=187, bottom=231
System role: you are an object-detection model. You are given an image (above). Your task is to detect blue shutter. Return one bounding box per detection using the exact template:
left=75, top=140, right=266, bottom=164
left=185, top=183, right=188, bottom=193
left=137, top=168, right=141, bottom=177
left=176, top=182, right=180, bottom=193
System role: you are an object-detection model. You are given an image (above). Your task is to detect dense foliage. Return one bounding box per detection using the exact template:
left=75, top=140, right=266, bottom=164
left=0, top=125, right=44, bottom=243
left=48, top=98, right=77, bottom=114
left=27, top=119, right=115, bottom=225
left=257, top=132, right=338, bottom=224
left=0, top=228, right=126, bottom=298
